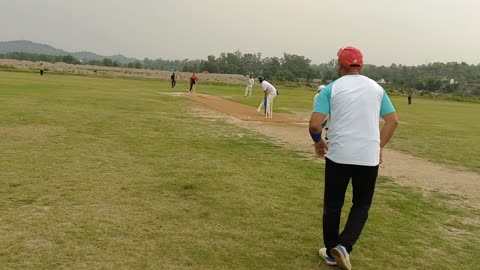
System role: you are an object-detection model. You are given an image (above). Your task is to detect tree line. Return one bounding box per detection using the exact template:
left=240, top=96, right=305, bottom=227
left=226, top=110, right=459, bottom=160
left=2, top=51, right=480, bottom=94
left=151, top=51, right=480, bottom=94
left=357, top=62, right=480, bottom=93
left=197, top=51, right=316, bottom=82
left=196, top=51, right=480, bottom=92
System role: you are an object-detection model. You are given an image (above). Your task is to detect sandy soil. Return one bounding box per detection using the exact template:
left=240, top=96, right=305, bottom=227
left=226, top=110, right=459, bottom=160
left=182, top=93, right=480, bottom=208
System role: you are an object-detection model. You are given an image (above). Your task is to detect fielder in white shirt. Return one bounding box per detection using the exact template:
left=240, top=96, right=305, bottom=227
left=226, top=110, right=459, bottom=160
left=244, top=75, right=254, bottom=96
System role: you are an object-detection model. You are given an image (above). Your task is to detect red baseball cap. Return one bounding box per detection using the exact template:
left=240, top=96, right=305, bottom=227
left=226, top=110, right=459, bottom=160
left=337, top=46, right=363, bottom=71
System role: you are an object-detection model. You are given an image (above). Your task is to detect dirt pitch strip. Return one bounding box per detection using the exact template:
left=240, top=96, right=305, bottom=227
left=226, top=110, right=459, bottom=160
left=178, top=92, right=480, bottom=209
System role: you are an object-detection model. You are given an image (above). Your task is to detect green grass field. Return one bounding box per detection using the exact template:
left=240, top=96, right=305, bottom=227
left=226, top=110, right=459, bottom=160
left=0, top=71, right=479, bottom=269
left=198, top=82, right=480, bottom=173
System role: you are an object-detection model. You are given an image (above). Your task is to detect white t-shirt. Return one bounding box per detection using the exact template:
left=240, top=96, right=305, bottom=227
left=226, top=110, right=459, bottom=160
left=248, top=78, right=254, bottom=86
left=261, top=81, right=277, bottom=96
left=313, top=74, right=395, bottom=166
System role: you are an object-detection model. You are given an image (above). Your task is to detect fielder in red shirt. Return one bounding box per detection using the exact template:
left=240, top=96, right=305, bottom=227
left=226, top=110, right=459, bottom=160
left=189, top=73, right=199, bottom=93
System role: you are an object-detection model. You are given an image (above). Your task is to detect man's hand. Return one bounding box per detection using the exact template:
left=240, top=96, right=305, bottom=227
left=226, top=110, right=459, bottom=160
left=314, top=139, right=328, bottom=157
left=379, top=148, right=384, bottom=164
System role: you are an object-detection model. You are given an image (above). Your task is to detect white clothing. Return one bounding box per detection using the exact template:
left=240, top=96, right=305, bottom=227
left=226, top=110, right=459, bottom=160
left=265, top=94, right=276, bottom=116
left=257, top=94, right=276, bottom=116
left=313, top=75, right=395, bottom=166
left=256, top=80, right=278, bottom=116
left=257, top=80, right=278, bottom=115
left=245, top=85, right=253, bottom=96
left=244, top=78, right=254, bottom=96
left=261, top=81, right=277, bottom=96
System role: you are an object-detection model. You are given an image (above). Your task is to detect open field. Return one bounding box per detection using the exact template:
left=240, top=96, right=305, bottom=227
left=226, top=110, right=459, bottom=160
left=0, top=59, right=249, bottom=84
left=0, top=71, right=479, bottom=269
left=196, top=83, right=480, bottom=173
left=183, top=93, right=480, bottom=208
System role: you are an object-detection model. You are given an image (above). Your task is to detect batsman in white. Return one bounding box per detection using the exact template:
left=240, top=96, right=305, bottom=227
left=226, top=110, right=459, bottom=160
left=256, top=76, right=278, bottom=118
left=244, top=75, right=254, bottom=97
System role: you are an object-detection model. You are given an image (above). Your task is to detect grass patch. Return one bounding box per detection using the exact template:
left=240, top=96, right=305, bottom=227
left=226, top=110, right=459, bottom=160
left=387, top=97, right=480, bottom=172
left=0, top=71, right=478, bottom=269
left=186, top=79, right=480, bottom=172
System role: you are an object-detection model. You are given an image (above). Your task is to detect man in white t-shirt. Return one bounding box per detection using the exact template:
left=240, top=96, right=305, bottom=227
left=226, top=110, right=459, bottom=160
left=256, top=76, right=278, bottom=117
left=244, top=75, right=254, bottom=97
left=309, top=47, right=398, bottom=270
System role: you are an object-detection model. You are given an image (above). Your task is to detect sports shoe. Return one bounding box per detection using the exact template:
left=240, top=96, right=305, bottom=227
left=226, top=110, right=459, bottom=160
left=330, top=245, right=351, bottom=270
left=319, top=247, right=337, bottom=266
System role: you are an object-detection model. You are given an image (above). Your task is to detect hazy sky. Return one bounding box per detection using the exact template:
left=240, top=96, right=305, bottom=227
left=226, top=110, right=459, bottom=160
left=1, top=0, right=478, bottom=65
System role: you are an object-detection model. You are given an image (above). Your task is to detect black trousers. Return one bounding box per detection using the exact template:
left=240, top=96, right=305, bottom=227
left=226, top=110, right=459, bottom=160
left=408, top=96, right=412, bottom=105
left=171, top=80, right=176, bottom=88
left=323, top=157, right=378, bottom=255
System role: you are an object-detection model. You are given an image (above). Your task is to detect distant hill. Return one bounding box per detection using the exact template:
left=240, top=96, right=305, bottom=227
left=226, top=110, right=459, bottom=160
left=0, top=40, right=69, bottom=55
left=0, top=40, right=137, bottom=64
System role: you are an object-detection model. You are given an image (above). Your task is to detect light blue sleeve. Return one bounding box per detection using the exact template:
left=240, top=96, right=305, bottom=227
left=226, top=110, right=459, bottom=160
left=380, top=91, right=396, bottom=116
left=313, top=83, right=333, bottom=115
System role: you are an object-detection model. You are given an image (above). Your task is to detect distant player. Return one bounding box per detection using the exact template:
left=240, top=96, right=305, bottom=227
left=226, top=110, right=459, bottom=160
left=244, top=75, right=254, bottom=97
left=189, top=73, right=199, bottom=93
left=314, top=85, right=329, bottom=143
left=170, top=72, right=177, bottom=88
left=40, top=63, right=44, bottom=76
left=256, top=76, right=278, bottom=118
left=407, top=88, right=414, bottom=105
left=314, top=85, right=326, bottom=108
